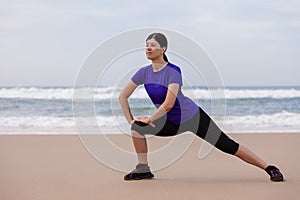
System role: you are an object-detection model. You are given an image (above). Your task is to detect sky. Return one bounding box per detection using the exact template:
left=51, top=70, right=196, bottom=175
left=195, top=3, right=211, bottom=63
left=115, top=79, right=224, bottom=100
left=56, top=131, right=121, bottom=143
left=0, top=0, right=299, bottom=87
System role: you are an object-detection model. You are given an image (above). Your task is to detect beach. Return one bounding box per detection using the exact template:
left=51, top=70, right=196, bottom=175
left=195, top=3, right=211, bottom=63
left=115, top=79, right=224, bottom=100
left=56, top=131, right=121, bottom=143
left=2, top=1, right=300, bottom=199
left=0, top=133, right=299, bottom=200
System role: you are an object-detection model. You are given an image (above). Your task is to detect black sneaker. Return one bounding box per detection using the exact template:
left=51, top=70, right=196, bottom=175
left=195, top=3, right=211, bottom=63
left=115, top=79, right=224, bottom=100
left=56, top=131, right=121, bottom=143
left=124, top=163, right=154, bottom=181
left=265, top=165, right=284, bottom=182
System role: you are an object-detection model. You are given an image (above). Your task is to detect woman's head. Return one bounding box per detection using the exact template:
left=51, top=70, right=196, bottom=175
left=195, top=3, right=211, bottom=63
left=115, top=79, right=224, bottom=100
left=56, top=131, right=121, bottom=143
left=146, top=33, right=168, bottom=62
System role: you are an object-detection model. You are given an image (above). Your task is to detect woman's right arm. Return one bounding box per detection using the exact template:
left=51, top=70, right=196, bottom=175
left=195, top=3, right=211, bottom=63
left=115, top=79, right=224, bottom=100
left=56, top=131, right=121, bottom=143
left=118, top=80, right=138, bottom=124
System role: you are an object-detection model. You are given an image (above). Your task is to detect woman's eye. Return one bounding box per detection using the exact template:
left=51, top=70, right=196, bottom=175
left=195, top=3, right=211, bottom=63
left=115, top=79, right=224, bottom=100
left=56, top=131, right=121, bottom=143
left=146, top=43, right=157, bottom=48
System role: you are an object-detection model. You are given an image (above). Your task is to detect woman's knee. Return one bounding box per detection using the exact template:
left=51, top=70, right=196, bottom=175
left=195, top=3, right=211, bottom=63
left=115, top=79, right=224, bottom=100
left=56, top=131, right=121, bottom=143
left=208, top=132, right=239, bottom=155
left=131, top=121, right=153, bottom=136
left=131, top=130, right=145, bottom=138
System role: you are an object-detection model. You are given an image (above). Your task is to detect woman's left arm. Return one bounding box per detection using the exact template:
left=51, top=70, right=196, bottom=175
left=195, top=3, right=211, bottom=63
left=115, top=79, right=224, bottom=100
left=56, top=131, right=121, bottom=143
left=136, top=83, right=179, bottom=125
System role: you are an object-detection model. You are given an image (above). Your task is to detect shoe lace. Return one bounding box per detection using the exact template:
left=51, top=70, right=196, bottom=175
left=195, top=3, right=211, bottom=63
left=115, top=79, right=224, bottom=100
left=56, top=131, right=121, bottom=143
left=131, top=165, right=150, bottom=173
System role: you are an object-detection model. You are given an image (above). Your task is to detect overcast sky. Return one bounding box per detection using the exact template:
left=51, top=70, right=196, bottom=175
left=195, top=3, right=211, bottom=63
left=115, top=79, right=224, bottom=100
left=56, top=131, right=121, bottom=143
left=0, top=0, right=299, bottom=87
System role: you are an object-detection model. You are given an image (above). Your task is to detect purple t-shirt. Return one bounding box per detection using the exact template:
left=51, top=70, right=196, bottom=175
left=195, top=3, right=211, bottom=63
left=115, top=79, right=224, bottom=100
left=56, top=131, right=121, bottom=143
left=131, top=62, right=199, bottom=124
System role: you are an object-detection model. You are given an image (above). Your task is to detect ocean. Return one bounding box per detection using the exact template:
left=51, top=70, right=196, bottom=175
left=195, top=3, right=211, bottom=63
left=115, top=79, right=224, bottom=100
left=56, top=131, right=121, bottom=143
left=0, top=86, right=300, bottom=134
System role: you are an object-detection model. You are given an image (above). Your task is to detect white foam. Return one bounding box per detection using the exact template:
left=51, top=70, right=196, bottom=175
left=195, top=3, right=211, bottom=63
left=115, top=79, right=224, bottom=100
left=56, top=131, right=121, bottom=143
left=0, top=87, right=73, bottom=100
left=1, top=87, right=300, bottom=100
left=183, top=88, right=300, bottom=99
left=0, top=115, right=130, bottom=133
left=220, top=111, right=300, bottom=127
left=0, top=111, right=300, bottom=134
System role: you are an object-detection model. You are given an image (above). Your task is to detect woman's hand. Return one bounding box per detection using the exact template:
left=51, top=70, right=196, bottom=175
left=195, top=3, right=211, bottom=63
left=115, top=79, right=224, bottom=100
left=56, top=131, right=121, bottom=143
left=135, top=116, right=156, bottom=127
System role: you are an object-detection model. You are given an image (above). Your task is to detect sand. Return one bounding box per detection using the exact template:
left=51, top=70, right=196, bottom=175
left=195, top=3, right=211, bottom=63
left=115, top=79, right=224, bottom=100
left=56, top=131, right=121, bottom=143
left=0, top=133, right=299, bottom=200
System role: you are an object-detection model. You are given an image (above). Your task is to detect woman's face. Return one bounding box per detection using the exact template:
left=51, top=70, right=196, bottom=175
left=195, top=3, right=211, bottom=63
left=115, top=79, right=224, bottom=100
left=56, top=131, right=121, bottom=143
left=146, top=38, right=165, bottom=61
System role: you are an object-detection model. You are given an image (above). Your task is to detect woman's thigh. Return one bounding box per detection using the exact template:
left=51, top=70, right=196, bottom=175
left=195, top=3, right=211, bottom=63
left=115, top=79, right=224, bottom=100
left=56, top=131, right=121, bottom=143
left=182, top=107, right=239, bottom=155
left=131, top=117, right=180, bottom=137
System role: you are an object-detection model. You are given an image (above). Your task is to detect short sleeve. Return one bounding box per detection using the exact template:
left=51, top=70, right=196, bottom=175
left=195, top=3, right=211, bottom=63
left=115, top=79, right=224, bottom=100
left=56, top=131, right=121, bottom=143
left=168, top=66, right=183, bottom=86
left=131, top=67, right=145, bottom=85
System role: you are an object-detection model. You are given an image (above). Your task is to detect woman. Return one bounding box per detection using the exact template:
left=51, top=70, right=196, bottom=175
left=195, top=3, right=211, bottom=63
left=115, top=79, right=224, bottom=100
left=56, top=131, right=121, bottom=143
left=118, top=33, right=284, bottom=181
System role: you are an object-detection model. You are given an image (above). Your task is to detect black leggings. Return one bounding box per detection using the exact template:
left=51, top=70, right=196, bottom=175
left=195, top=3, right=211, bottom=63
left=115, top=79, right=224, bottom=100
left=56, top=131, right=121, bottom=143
left=131, top=107, right=239, bottom=155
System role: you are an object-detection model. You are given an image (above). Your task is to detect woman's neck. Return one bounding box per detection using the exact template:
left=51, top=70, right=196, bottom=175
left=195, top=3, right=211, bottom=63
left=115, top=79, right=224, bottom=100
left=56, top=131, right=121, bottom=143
left=151, top=59, right=168, bottom=72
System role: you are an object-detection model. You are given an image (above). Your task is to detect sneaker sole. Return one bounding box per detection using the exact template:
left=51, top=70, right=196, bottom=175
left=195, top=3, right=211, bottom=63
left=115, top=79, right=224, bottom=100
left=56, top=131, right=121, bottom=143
left=271, top=177, right=284, bottom=182
left=124, top=175, right=154, bottom=181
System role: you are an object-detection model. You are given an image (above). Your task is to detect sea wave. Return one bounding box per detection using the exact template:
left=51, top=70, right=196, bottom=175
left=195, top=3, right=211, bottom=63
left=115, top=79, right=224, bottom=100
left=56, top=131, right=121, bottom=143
left=0, top=111, right=299, bottom=134
left=1, top=87, right=300, bottom=100
left=222, top=111, right=300, bottom=128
